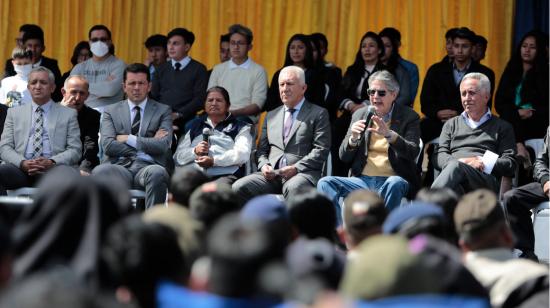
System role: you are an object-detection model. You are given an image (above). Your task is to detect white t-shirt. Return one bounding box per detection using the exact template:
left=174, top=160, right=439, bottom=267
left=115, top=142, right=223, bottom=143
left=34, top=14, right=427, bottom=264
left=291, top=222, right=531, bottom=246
left=0, top=75, right=31, bottom=107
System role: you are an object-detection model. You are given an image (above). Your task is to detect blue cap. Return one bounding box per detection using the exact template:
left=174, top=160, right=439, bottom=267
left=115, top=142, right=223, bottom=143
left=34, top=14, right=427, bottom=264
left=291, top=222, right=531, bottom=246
left=240, top=195, right=287, bottom=223
left=382, top=202, right=444, bottom=234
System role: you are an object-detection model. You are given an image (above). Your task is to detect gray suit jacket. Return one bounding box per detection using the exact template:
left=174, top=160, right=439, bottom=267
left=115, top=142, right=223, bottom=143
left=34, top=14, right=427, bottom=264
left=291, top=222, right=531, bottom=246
left=339, top=104, right=421, bottom=196
left=257, top=100, right=331, bottom=184
left=101, top=99, right=173, bottom=170
left=0, top=102, right=82, bottom=167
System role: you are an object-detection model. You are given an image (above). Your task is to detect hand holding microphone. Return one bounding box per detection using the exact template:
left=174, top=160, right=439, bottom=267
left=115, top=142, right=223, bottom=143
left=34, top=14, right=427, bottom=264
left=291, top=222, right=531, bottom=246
left=194, top=128, right=211, bottom=156
left=350, top=105, right=376, bottom=143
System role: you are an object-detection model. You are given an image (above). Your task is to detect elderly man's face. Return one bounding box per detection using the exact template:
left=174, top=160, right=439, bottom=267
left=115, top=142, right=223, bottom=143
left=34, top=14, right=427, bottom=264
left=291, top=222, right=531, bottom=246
left=205, top=91, right=229, bottom=118
left=460, top=78, right=489, bottom=120
left=28, top=71, right=55, bottom=104
left=278, top=70, right=307, bottom=108
left=368, top=79, right=397, bottom=116
left=61, top=78, right=89, bottom=111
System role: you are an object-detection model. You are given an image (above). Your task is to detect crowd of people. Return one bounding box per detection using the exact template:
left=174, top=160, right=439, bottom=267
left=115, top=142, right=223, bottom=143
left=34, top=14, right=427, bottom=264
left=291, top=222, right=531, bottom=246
left=0, top=22, right=548, bottom=307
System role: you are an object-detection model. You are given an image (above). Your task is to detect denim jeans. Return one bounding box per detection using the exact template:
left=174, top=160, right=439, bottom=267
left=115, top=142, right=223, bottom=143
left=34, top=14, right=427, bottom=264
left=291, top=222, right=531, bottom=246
left=317, top=175, right=409, bottom=226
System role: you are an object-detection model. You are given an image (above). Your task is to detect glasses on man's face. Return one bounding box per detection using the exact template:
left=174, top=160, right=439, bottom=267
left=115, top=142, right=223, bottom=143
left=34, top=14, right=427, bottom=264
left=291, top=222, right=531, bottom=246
left=90, top=37, right=109, bottom=43
left=367, top=89, right=387, bottom=97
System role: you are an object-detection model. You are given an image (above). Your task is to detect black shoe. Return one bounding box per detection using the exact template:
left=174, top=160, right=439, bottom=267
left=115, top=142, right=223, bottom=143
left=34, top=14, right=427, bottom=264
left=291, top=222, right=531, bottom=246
left=519, top=250, right=539, bottom=262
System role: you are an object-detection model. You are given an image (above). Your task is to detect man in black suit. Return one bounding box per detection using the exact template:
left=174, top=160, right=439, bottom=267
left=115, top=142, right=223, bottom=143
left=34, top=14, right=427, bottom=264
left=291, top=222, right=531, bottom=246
left=60, top=75, right=101, bottom=175
left=5, top=27, right=62, bottom=102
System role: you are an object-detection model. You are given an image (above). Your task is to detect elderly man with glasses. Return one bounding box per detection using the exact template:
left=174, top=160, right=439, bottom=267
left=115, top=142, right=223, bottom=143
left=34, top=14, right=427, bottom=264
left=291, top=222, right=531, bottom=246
left=317, top=70, right=421, bottom=226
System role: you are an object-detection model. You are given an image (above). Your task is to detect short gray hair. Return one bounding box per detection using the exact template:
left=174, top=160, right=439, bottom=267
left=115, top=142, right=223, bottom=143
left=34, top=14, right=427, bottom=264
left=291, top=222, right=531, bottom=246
left=368, top=70, right=400, bottom=95
left=29, top=66, right=55, bottom=84
left=64, top=75, right=89, bottom=90
left=279, top=66, right=306, bottom=85
left=461, top=72, right=491, bottom=95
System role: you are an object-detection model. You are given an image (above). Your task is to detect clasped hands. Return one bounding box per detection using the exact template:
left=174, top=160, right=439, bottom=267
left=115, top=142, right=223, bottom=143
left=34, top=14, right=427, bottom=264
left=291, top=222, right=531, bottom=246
left=458, top=156, right=484, bottom=171
left=194, top=141, right=213, bottom=168
left=20, top=157, right=55, bottom=176
left=261, top=164, right=297, bottom=181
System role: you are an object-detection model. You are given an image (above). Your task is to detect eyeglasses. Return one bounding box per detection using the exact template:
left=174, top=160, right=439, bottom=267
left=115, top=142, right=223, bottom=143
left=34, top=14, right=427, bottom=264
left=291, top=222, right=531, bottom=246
left=366, top=89, right=387, bottom=97
left=90, top=37, right=109, bottom=43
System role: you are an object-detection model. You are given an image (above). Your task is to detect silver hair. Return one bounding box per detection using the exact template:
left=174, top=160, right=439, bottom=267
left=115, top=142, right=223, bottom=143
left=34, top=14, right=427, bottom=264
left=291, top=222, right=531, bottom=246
left=368, top=70, right=400, bottom=95
left=279, top=66, right=306, bottom=85
left=29, top=66, right=55, bottom=84
left=461, top=72, right=491, bottom=95
left=63, top=75, right=89, bottom=90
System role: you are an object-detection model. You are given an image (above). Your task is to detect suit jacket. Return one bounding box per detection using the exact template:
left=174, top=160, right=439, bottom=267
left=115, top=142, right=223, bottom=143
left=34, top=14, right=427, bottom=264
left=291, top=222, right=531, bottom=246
left=78, top=105, right=101, bottom=172
left=0, top=102, right=82, bottom=167
left=339, top=104, right=421, bottom=196
left=257, top=100, right=331, bottom=184
left=0, top=104, right=7, bottom=140
left=420, top=59, right=495, bottom=119
left=101, top=99, right=173, bottom=171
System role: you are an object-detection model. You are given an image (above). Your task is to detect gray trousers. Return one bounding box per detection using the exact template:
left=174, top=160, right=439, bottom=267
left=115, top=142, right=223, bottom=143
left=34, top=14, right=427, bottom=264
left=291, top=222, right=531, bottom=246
left=92, top=161, right=169, bottom=209
left=232, top=172, right=313, bottom=204
left=431, top=160, right=498, bottom=195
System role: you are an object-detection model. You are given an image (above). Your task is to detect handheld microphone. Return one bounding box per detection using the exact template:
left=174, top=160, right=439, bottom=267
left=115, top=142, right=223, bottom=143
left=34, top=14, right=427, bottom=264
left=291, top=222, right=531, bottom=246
left=201, top=128, right=211, bottom=156
left=364, top=105, right=376, bottom=127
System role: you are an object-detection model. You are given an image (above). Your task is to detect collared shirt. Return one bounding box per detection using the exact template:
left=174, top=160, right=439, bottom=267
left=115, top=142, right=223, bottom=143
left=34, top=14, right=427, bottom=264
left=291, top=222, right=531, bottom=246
left=452, top=60, right=471, bottom=85
left=126, top=98, right=154, bottom=163
left=283, top=98, right=305, bottom=125
left=461, top=108, right=492, bottom=129
left=228, top=58, right=251, bottom=69
left=171, top=56, right=191, bottom=71
left=25, top=100, right=53, bottom=159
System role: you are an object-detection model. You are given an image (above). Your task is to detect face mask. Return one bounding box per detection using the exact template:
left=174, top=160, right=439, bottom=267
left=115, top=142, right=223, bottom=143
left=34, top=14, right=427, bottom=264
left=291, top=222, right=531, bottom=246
left=90, top=41, right=109, bottom=57
left=13, top=63, right=32, bottom=77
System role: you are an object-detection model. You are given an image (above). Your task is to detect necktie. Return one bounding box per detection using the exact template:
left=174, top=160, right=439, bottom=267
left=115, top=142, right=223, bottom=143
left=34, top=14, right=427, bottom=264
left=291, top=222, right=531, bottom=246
left=32, top=106, right=44, bottom=158
left=131, top=106, right=141, bottom=136
left=283, top=108, right=296, bottom=144
left=174, top=62, right=182, bottom=71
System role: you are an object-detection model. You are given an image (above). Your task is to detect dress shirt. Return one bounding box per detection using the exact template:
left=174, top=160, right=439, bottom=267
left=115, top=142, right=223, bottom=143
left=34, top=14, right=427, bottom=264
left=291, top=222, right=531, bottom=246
left=171, top=56, right=191, bottom=71
left=25, top=101, right=53, bottom=159
left=452, top=60, right=471, bottom=85
left=126, top=98, right=154, bottom=163
left=461, top=109, right=492, bottom=129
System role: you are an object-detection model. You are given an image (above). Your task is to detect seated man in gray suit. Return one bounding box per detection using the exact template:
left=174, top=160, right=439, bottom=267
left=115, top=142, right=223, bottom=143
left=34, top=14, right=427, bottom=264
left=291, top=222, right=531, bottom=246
left=233, top=66, right=331, bottom=203
left=432, top=72, right=516, bottom=195
left=92, top=63, right=173, bottom=209
left=0, top=67, right=81, bottom=194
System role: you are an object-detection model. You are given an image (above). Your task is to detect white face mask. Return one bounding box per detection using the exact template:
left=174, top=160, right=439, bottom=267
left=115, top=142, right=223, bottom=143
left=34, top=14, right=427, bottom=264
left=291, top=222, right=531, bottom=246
left=13, top=63, right=32, bottom=78
left=90, top=41, right=109, bottom=57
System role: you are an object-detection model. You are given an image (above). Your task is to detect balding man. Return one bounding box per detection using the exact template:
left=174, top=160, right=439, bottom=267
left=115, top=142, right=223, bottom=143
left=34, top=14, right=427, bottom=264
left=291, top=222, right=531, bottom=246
left=432, top=72, right=516, bottom=195
left=0, top=67, right=81, bottom=194
left=233, top=66, right=331, bottom=203
left=60, top=75, right=100, bottom=175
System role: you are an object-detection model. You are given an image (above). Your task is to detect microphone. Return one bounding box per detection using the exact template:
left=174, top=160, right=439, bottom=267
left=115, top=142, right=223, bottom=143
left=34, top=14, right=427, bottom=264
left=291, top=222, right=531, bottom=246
left=364, top=105, right=376, bottom=128
left=201, top=128, right=211, bottom=157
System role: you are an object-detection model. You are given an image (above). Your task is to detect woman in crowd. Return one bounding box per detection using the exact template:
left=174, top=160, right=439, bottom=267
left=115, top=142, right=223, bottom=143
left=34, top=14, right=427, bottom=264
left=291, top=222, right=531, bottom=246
left=495, top=30, right=549, bottom=175
left=264, top=34, right=325, bottom=112
left=379, top=31, right=412, bottom=107
left=60, top=41, right=92, bottom=87
left=174, top=86, right=253, bottom=185
left=331, top=32, right=387, bottom=176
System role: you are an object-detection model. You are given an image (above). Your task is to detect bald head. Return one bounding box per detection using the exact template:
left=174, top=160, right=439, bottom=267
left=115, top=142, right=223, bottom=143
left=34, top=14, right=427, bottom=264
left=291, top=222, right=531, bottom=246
left=61, top=75, right=90, bottom=111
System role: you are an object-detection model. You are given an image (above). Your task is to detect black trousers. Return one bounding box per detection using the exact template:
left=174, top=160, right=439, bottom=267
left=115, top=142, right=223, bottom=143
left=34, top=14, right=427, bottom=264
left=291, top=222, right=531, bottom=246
left=0, top=164, right=38, bottom=195
left=503, top=182, right=548, bottom=252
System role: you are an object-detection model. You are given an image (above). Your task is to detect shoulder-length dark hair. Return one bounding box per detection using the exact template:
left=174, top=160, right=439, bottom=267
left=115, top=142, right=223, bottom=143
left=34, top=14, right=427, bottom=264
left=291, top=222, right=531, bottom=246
left=283, top=34, right=315, bottom=69
left=349, top=31, right=384, bottom=75
left=506, top=30, right=548, bottom=74
left=70, top=41, right=91, bottom=66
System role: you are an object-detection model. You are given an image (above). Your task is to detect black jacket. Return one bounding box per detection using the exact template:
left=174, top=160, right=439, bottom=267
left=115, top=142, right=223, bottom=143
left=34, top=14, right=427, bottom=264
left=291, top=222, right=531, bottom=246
left=420, top=59, right=495, bottom=119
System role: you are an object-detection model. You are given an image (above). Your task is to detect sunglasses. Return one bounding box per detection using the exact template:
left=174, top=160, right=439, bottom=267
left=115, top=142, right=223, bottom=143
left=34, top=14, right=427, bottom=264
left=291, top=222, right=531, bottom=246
left=366, top=89, right=387, bottom=97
